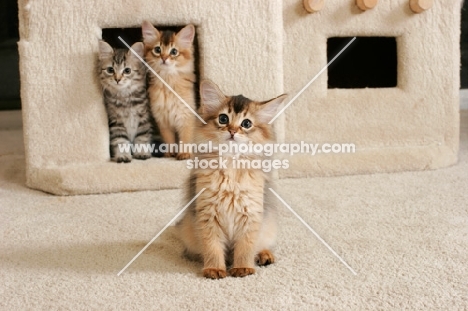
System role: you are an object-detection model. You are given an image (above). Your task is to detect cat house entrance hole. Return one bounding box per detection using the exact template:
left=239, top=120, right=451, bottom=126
left=327, top=37, right=397, bottom=89
left=101, top=26, right=201, bottom=103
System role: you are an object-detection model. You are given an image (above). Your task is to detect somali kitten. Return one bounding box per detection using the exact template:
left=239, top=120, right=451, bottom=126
left=98, top=41, right=153, bottom=163
left=141, top=21, right=196, bottom=160
left=176, top=80, right=287, bottom=279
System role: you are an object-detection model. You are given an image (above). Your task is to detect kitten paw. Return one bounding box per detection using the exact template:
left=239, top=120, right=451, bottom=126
left=163, top=152, right=176, bottom=158
left=133, top=152, right=151, bottom=160
left=113, top=154, right=132, bottom=163
left=176, top=152, right=191, bottom=160
left=229, top=267, right=255, bottom=277
left=203, top=268, right=227, bottom=279
left=255, top=250, right=275, bottom=266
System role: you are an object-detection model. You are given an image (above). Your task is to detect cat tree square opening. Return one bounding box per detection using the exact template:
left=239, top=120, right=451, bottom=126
left=327, top=37, right=397, bottom=89
left=102, top=25, right=201, bottom=101
left=102, top=26, right=202, bottom=161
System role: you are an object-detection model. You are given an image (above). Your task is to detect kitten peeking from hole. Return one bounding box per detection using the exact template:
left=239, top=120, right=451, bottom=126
left=142, top=21, right=197, bottom=160
left=98, top=41, right=153, bottom=163
left=176, top=80, right=287, bottom=279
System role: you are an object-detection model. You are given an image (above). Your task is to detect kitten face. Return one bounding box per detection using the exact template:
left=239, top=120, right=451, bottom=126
left=98, top=41, right=145, bottom=93
left=212, top=95, right=262, bottom=144
left=142, top=21, right=195, bottom=75
left=197, top=80, right=287, bottom=150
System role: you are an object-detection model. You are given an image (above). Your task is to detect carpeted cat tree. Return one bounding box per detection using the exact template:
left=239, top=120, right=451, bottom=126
left=18, top=0, right=462, bottom=195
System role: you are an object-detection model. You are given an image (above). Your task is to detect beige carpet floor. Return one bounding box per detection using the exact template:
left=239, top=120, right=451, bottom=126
left=0, top=110, right=467, bottom=310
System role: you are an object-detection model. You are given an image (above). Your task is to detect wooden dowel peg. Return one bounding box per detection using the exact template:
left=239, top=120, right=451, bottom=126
left=409, top=0, right=433, bottom=13
left=356, top=0, right=378, bottom=11
left=303, top=0, right=325, bottom=13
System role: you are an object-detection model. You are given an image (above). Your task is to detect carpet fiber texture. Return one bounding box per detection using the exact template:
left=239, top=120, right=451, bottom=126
left=1, top=110, right=467, bottom=309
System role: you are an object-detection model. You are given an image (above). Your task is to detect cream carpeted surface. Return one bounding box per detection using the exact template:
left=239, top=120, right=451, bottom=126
left=1, top=110, right=467, bottom=310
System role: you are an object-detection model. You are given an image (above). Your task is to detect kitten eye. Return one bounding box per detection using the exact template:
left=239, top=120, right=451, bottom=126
left=241, top=119, right=252, bottom=129
left=218, top=114, right=229, bottom=125
left=123, top=68, right=131, bottom=75
left=106, top=67, right=114, bottom=74
left=154, top=46, right=161, bottom=54
left=170, top=48, right=178, bottom=56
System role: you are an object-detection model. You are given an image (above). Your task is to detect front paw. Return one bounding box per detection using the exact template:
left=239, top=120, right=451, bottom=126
left=229, top=267, right=255, bottom=277
left=133, top=152, right=151, bottom=160
left=176, top=152, right=191, bottom=160
left=203, top=268, right=227, bottom=279
left=255, top=250, right=275, bottom=266
left=113, top=153, right=132, bottom=163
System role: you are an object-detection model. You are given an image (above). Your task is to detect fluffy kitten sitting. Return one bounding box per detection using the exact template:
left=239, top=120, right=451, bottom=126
left=98, top=41, right=153, bottom=163
left=177, top=80, right=287, bottom=279
left=141, top=21, right=196, bottom=160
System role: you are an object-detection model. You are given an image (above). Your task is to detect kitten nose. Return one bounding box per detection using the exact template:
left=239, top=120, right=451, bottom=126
left=161, top=56, right=168, bottom=63
left=114, top=74, right=122, bottom=83
left=229, top=129, right=237, bottom=137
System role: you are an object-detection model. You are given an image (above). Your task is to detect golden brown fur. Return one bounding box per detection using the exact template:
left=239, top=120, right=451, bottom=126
left=142, top=21, right=196, bottom=160
left=177, top=80, right=287, bottom=279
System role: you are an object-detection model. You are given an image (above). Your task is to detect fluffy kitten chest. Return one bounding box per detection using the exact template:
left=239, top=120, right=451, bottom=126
left=105, top=92, right=144, bottom=143
left=123, top=107, right=139, bottom=142
left=112, top=102, right=139, bottom=142
left=149, top=74, right=195, bottom=107
left=199, top=169, right=265, bottom=239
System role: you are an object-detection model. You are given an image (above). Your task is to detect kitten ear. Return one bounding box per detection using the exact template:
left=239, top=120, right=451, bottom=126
left=200, top=80, right=226, bottom=115
left=142, top=20, right=159, bottom=45
left=256, top=94, right=288, bottom=124
left=98, top=41, right=113, bottom=60
left=128, top=42, right=144, bottom=58
left=175, top=24, right=195, bottom=49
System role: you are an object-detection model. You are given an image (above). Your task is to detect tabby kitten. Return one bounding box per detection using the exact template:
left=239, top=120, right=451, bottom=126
left=141, top=21, right=196, bottom=160
left=98, top=41, right=152, bottom=163
left=177, top=80, right=287, bottom=279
